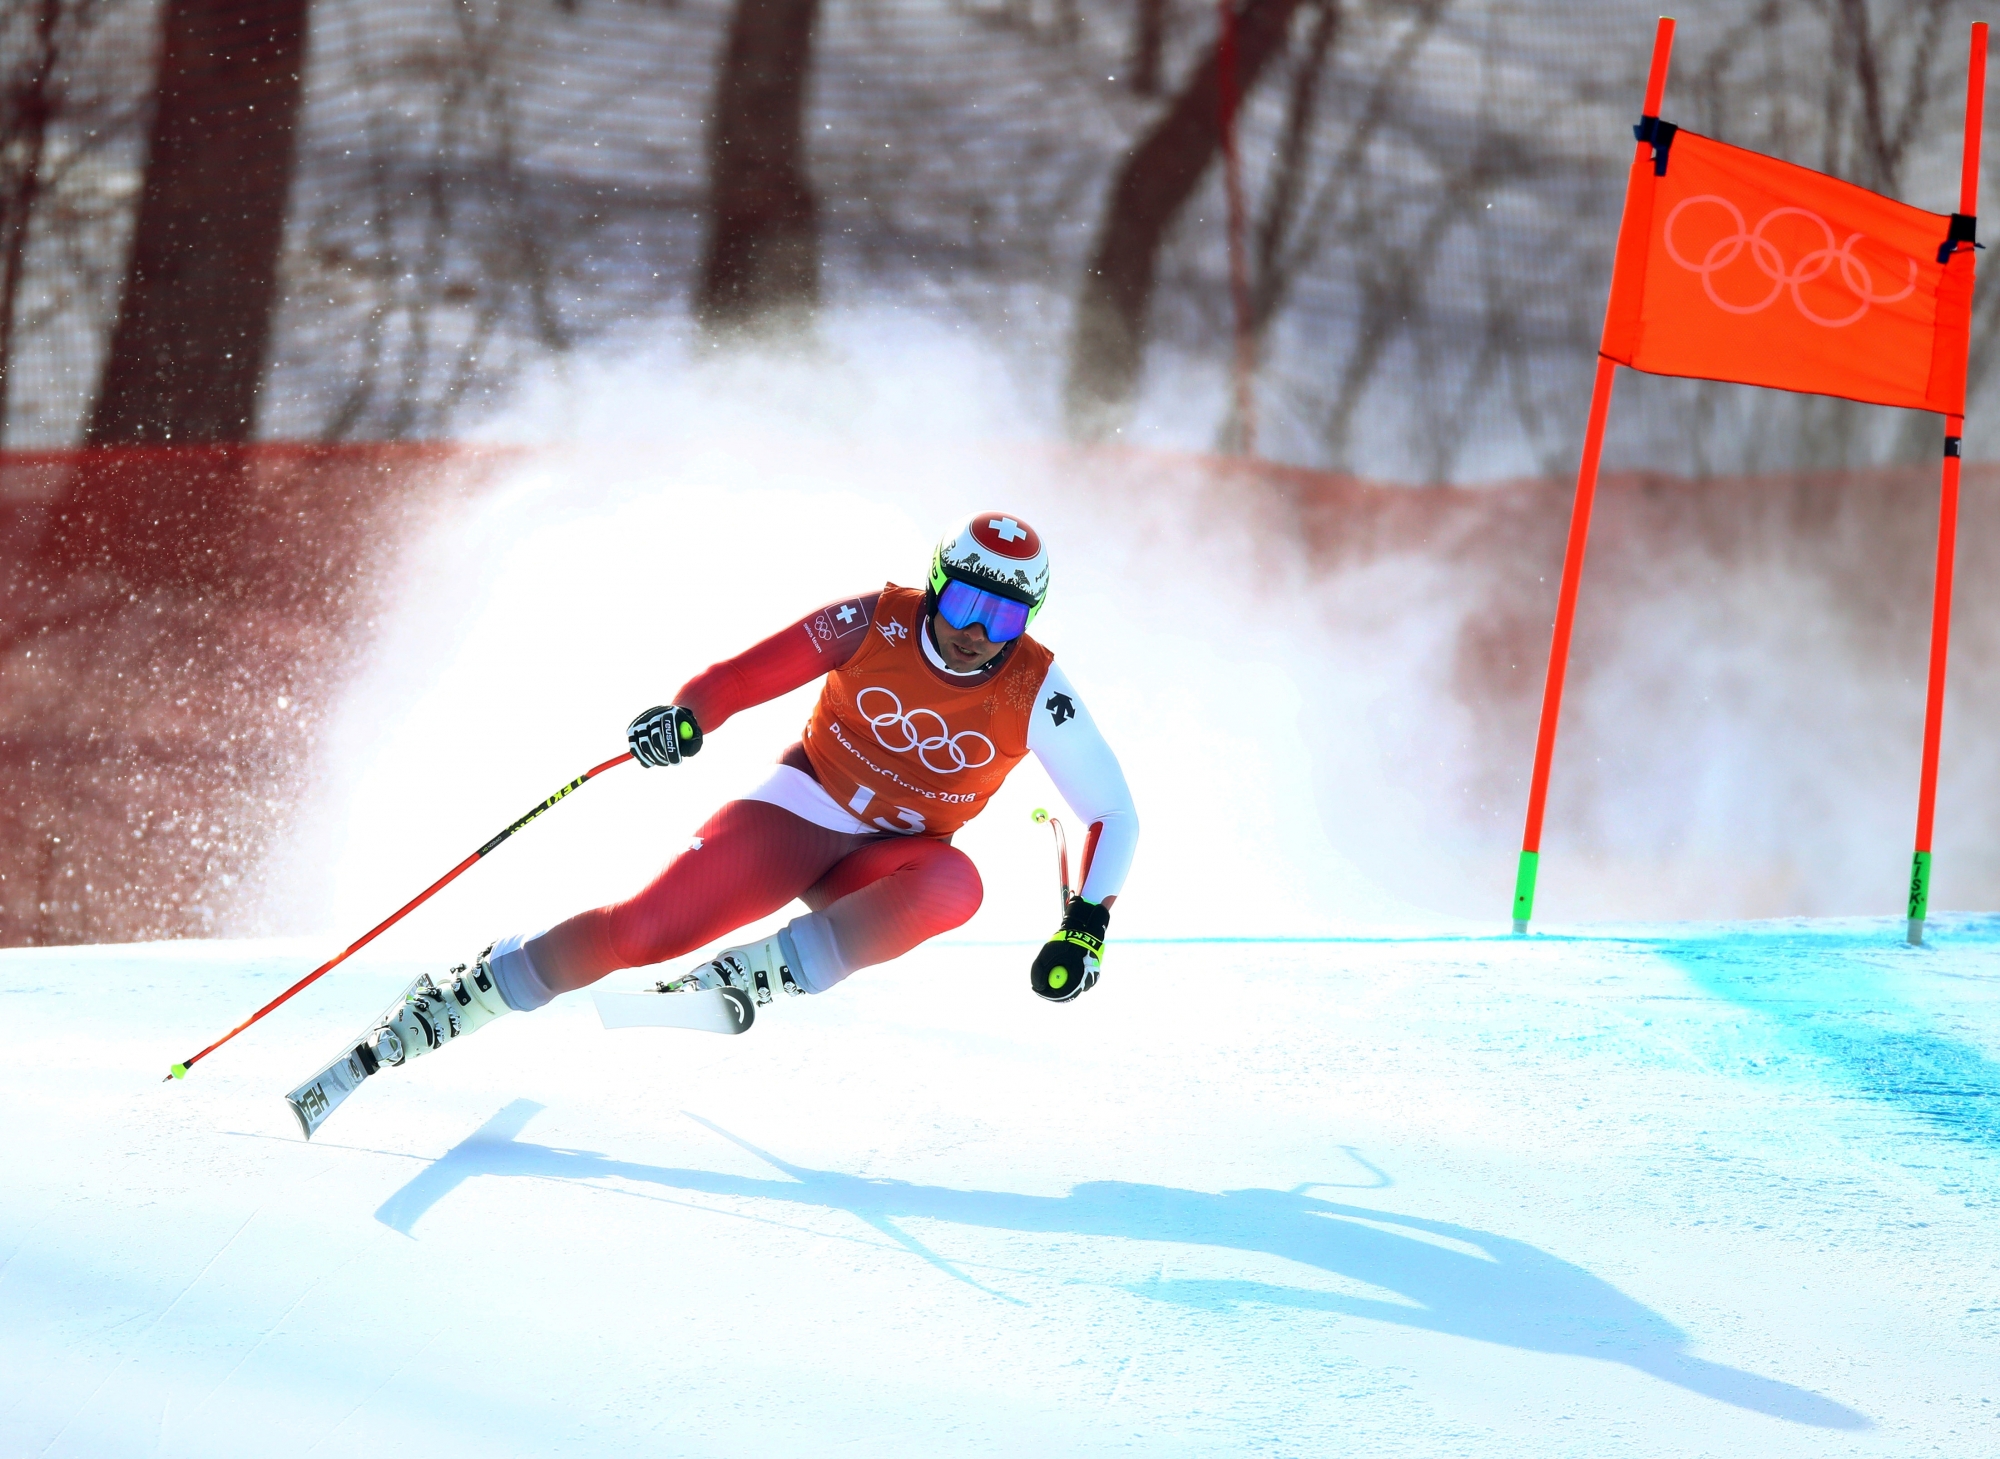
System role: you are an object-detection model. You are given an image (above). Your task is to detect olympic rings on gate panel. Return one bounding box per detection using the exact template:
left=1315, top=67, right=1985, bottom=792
left=855, top=687, right=998, bottom=774
left=1662, top=195, right=1918, bottom=327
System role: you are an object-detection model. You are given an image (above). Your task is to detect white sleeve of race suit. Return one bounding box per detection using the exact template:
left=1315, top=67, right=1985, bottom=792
left=1025, top=660, right=1138, bottom=904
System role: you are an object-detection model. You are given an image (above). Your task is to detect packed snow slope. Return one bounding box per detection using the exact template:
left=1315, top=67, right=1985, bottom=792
left=3, top=918, right=1996, bottom=1457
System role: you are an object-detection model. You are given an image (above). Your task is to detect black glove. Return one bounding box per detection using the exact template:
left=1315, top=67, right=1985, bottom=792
left=628, top=705, right=703, bottom=767
left=1031, top=896, right=1109, bottom=1002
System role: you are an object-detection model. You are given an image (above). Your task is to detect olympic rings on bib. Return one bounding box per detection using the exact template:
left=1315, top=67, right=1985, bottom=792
left=855, top=686, right=997, bottom=774
left=1662, top=194, right=1918, bottom=328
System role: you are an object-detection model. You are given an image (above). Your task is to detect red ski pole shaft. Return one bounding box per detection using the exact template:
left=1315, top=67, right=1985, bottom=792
left=165, top=750, right=635, bottom=1080
left=1032, top=807, right=1071, bottom=916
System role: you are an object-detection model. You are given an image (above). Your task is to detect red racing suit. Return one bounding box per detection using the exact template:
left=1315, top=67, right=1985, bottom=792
left=502, top=587, right=1137, bottom=1000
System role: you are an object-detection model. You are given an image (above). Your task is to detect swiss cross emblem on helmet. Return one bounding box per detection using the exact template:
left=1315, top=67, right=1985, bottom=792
left=970, top=514, right=1041, bottom=558
left=937, top=511, right=1051, bottom=607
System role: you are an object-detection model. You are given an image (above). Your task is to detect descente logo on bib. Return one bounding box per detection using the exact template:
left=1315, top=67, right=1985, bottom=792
left=855, top=686, right=996, bottom=773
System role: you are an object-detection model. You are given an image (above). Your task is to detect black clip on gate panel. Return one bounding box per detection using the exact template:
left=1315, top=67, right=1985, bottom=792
left=1633, top=115, right=1679, bottom=176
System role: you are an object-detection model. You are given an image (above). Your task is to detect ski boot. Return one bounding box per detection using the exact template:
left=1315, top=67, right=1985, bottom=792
left=367, top=948, right=512, bottom=1069
left=663, top=932, right=806, bottom=1007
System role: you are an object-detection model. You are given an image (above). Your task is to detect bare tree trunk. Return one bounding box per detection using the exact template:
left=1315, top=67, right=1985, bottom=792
left=1065, top=0, right=1303, bottom=438
left=1829, top=0, right=1952, bottom=195
left=697, top=0, right=823, bottom=332
left=86, top=0, right=307, bottom=445
left=1129, top=0, right=1167, bottom=96
left=1250, top=0, right=1338, bottom=334
left=0, top=0, right=64, bottom=448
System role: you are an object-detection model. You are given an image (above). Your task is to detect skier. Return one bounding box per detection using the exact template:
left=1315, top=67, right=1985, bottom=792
left=364, top=512, right=1138, bottom=1070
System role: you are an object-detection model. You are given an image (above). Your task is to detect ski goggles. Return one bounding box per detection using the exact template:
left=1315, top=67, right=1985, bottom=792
left=936, top=578, right=1032, bottom=642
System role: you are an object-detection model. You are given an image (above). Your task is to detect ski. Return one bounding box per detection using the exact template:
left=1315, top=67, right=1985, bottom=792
left=284, top=1035, right=380, bottom=1139
left=283, top=980, right=753, bottom=1139
left=593, top=983, right=757, bottom=1035
left=281, top=967, right=437, bottom=1140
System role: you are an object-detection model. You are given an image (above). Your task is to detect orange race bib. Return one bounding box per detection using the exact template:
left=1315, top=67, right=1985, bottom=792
left=803, top=585, right=1052, bottom=837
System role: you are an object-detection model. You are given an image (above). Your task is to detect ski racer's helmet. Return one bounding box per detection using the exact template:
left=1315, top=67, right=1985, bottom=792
left=928, top=512, right=1051, bottom=643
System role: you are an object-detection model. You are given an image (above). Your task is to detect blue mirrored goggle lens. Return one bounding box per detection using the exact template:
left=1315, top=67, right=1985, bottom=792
left=936, top=579, right=1031, bottom=642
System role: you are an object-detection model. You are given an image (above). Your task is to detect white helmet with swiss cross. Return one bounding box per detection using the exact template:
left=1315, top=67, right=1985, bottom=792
left=929, top=512, right=1050, bottom=625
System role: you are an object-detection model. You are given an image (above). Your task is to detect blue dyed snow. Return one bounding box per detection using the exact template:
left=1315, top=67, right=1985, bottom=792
left=1652, top=915, right=2000, bottom=1152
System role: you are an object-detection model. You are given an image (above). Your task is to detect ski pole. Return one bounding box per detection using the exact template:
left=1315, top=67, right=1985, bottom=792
left=1031, top=807, right=1070, bottom=917
left=166, top=750, right=635, bottom=1081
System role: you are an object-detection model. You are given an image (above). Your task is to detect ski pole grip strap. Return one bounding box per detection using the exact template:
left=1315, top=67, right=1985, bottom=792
left=1058, top=895, right=1110, bottom=954
left=1055, top=928, right=1104, bottom=962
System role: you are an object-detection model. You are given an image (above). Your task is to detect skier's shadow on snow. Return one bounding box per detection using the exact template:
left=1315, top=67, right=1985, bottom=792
left=377, top=1100, right=1865, bottom=1430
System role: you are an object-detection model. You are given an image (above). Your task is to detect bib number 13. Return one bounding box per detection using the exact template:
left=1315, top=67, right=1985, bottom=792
left=848, top=786, right=927, bottom=835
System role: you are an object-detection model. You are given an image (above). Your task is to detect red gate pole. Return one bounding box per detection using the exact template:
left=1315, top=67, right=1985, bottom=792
left=1512, top=16, right=1676, bottom=933
left=1908, top=21, right=1987, bottom=947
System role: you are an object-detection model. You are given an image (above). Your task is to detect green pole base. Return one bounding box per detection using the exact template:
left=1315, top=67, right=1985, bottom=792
left=1511, top=850, right=1540, bottom=933
left=1906, top=850, right=1932, bottom=947
left=170, top=1063, right=188, bottom=1080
